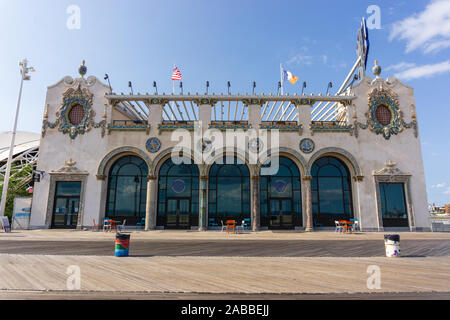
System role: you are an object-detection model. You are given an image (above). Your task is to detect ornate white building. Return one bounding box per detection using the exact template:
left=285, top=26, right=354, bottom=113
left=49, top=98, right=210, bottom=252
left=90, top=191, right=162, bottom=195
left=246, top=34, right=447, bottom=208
left=29, top=61, right=431, bottom=232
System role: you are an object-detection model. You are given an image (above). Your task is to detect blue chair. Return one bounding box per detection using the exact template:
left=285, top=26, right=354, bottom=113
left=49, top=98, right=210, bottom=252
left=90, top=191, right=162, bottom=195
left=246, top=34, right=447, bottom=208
left=209, top=218, right=218, bottom=229
left=136, top=217, right=145, bottom=228
left=243, top=218, right=251, bottom=230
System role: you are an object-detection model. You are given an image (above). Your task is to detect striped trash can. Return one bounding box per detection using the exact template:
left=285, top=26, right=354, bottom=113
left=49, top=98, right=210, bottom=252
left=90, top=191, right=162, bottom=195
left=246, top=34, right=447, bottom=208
left=384, top=234, right=400, bottom=258
left=115, top=233, right=130, bottom=257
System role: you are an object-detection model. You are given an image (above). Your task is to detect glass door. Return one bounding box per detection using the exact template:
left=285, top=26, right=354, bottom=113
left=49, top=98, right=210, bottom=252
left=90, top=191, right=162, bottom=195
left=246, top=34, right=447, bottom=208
left=166, top=199, right=178, bottom=228
left=52, top=197, right=79, bottom=228
left=269, top=199, right=293, bottom=229
left=52, top=181, right=81, bottom=229
left=165, top=198, right=191, bottom=229
left=178, top=199, right=190, bottom=228
left=269, top=200, right=281, bottom=227
left=281, top=199, right=292, bottom=227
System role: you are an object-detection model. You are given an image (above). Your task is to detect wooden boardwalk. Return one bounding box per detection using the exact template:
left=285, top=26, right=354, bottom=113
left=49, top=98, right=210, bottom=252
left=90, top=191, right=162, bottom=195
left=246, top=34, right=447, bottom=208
left=0, top=254, right=449, bottom=295
left=1, top=239, right=450, bottom=257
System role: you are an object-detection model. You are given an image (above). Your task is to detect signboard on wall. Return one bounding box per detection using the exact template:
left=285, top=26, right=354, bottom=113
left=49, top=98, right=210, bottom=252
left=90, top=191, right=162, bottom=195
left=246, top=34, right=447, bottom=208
left=0, top=216, right=10, bottom=232
left=12, top=197, right=32, bottom=230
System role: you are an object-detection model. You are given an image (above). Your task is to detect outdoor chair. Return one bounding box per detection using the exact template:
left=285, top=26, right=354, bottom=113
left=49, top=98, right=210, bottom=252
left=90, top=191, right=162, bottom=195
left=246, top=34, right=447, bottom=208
left=102, top=218, right=110, bottom=231
left=334, top=220, right=343, bottom=233
left=350, top=219, right=359, bottom=232
left=243, top=218, right=251, bottom=230
left=220, top=220, right=227, bottom=232
left=209, top=218, right=218, bottom=229
left=236, top=220, right=246, bottom=233
left=92, top=219, right=102, bottom=231
left=117, top=219, right=126, bottom=232
left=136, top=218, right=145, bottom=229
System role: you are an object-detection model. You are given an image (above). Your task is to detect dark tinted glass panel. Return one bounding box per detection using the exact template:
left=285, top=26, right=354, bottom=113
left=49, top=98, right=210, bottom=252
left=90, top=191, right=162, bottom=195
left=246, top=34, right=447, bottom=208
left=259, top=157, right=302, bottom=228
left=380, top=183, right=407, bottom=219
left=209, top=157, right=250, bottom=219
left=56, top=182, right=81, bottom=197
left=106, top=156, right=148, bottom=219
left=311, top=156, right=353, bottom=226
left=156, top=157, right=200, bottom=228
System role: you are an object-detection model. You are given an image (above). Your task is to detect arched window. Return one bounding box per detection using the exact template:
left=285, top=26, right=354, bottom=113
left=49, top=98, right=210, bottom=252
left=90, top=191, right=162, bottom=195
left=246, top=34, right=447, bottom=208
left=157, top=157, right=199, bottom=229
left=106, top=155, right=148, bottom=224
left=260, top=157, right=302, bottom=229
left=208, top=156, right=250, bottom=222
left=311, top=156, right=353, bottom=227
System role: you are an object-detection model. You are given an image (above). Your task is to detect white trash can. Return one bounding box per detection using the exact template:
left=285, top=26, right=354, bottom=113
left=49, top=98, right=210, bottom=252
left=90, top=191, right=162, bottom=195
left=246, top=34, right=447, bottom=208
left=384, top=234, right=400, bottom=258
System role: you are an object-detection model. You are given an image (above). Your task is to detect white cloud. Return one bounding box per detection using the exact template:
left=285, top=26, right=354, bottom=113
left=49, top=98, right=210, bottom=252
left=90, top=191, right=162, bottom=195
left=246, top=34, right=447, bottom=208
left=444, top=187, right=450, bottom=195
left=389, top=0, right=450, bottom=54
left=432, top=182, right=447, bottom=188
left=287, top=54, right=313, bottom=66
left=394, top=60, right=450, bottom=80
left=385, top=62, right=416, bottom=72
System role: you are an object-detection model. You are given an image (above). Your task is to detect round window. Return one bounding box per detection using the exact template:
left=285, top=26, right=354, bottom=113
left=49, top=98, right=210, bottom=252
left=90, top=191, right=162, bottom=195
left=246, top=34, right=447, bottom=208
left=68, top=104, right=85, bottom=126
left=375, top=104, right=392, bottom=126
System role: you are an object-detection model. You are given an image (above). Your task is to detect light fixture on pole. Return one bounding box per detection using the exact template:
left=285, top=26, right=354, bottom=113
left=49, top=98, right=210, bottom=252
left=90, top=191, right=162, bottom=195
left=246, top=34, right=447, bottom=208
left=301, top=82, right=307, bottom=95
left=277, top=81, right=281, bottom=95
left=104, top=74, right=112, bottom=93
left=252, top=81, right=256, bottom=95
left=153, top=81, right=158, bottom=95
left=326, top=82, right=333, bottom=96
left=206, top=81, right=209, bottom=95
left=227, top=81, right=231, bottom=95
left=180, top=81, right=183, bottom=95
left=128, top=81, right=134, bottom=95
left=0, top=59, right=35, bottom=217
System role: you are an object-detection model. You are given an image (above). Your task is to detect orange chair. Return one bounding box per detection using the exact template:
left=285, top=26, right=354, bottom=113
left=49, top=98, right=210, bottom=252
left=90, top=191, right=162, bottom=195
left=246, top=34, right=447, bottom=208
left=226, top=220, right=236, bottom=234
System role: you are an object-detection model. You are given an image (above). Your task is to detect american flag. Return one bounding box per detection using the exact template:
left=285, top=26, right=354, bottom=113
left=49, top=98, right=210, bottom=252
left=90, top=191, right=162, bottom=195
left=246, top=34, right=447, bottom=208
left=171, top=67, right=182, bottom=80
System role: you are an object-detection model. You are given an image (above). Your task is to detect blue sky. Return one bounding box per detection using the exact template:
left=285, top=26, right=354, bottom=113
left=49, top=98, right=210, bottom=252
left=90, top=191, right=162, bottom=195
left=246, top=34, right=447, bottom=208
left=1, top=0, right=449, bottom=205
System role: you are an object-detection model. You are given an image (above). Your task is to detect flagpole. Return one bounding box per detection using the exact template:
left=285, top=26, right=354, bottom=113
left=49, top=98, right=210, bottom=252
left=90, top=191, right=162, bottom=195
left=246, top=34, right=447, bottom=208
left=172, top=64, right=176, bottom=120
left=280, top=63, right=284, bottom=95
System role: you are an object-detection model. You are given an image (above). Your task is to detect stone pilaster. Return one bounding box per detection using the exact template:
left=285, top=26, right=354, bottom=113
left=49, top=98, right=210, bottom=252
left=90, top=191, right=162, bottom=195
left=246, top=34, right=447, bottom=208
left=145, top=175, right=157, bottom=231
left=303, top=175, right=313, bottom=232
left=199, top=175, right=208, bottom=231
left=250, top=174, right=260, bottom=232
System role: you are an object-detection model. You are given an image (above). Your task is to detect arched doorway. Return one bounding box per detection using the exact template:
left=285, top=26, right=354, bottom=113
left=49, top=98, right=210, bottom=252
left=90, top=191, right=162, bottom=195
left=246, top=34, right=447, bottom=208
left=208, top=156, right=250, bottom=224
left=157, top=157, right=199, bottom=229
left=311, top=156, right=353, bottom=227
left=106, top=155, right=148, bottom=225
left=260, top=156, right=302, bottom=229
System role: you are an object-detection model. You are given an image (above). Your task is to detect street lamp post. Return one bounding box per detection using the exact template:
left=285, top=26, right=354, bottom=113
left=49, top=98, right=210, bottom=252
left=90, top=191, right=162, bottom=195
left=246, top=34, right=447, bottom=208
left=0, top=59, right=35, bottom=217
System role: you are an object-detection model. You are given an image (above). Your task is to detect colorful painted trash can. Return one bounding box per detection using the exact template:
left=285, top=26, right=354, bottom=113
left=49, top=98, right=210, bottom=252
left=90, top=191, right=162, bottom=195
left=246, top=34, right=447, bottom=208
left=384, top=234, right=400, bottom=258
left=115, top=233, right=130, bottom=257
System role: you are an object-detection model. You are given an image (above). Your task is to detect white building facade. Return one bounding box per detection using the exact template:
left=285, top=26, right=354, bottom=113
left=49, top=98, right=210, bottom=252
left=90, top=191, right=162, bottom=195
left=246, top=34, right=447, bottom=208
left=29, top=62, right=431, bottom=232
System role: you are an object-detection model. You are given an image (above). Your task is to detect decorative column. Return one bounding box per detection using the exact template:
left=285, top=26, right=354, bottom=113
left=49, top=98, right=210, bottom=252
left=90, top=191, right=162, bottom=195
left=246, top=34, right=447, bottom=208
left=297, top=99, right=313, bottom=135
left=145, top=175, right=157, bottom=230
left=303, top=175, right=313, bottom=232
left=199, top=175, right=208, bottom=231
left=250, top=164, right=261, bottom=232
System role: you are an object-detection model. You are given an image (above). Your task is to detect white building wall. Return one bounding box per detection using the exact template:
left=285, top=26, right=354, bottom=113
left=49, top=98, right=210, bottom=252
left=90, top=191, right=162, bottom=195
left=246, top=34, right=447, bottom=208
left=30, top=72, right=431, bottom=231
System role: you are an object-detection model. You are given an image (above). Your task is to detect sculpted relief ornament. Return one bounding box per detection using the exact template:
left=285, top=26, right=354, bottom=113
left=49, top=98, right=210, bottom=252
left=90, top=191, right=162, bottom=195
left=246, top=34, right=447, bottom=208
left=353, top=61, right=418, bottom=140
left=42, top=61, right=106, bottom=139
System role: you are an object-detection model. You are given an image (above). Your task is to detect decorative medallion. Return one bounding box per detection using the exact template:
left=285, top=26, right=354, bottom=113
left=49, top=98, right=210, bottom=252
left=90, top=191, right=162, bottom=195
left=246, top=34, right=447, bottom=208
left=273, top=180, right=288, bottom=193
left=171, top=179, right=187, bottom=194
left=367, top=87, right=401, bottom=140
left=248, top=138, right=263, bottom=153
left=197, top=138, right=212, bottom=153
left=42, top=62, right=106, bottom=139
left=299, top=138, right=315, bottom=154
left=146, top=137, right=161, bottom=153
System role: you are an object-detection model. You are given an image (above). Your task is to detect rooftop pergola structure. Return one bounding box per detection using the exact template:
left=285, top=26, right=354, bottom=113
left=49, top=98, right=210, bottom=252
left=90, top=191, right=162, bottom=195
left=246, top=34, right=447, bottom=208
left=106, top=92, right=355, bottom=124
